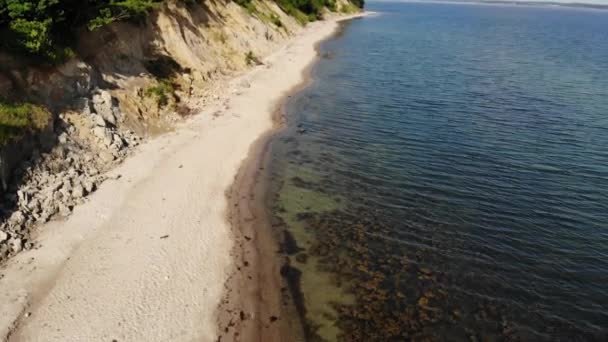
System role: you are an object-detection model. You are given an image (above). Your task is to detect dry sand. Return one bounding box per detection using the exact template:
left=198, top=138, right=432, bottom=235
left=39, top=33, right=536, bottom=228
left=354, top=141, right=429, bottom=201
left=0, top=13, right=367, bottom=342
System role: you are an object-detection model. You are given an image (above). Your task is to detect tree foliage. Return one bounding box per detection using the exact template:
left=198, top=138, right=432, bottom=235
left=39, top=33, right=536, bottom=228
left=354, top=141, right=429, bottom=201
left=273, top=0, right=346, bottom=21
left=0, top=0, right=165, bottom=60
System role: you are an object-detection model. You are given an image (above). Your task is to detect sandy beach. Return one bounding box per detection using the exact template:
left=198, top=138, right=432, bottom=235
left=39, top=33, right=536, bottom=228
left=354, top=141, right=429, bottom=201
left=0, top=13, right=366, bottom=342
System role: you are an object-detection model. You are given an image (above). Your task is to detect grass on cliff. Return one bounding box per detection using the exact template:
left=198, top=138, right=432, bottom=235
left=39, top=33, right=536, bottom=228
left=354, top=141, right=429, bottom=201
left=0, top=101, right=51, bottom=146
left=245, top=50, right=262, bottom=66
left=145, top=79, right=175, bottom=107
left=340, top=3, right=361, bottom=13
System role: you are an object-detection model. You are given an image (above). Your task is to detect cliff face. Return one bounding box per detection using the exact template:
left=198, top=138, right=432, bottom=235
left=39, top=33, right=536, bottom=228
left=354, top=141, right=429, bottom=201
left=76, top=0, right=304, bottom=134
left=1, top=0, right=302, bottom=132
left=0, top=0, right=362, bottom=262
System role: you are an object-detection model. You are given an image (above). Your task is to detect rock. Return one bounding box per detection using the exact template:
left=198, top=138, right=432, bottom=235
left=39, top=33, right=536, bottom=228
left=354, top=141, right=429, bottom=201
left=83, top=180, right=96, bottom=193
left=62, top=178, right=73, bottom=190
left=83, top=152, right=94, bottom=163
left=58, top=203, right=72, bottom=217
left=17, top=190, right=29, bottom=206
left=112, top=134, right=124, bottom=149
left=72, top=184, right=85, bottom=199
left=59, top=187, right=71, bottom=202
left=98, top=151, right=115, bottom=163
left=0, top=230, right=8, bottom=242
left=26, top=198, right=41, bottom=213
left=0, top=244, right=9, bottom=258
left=9, top=238, right=22, bottom=253
left=92, top=90, right=119, bottom=126
left=53, top=190, right=64, bottom=202
left=58, top=132, right=69, bottom=144
left=0, top=243, right=8, bottom=257
left=92, top=126, right=113, bottom=146
left=90, top=114, right=106, bottom=127
left=49, top=180, right=63, bottom=193
left=8, top=211, right=25, bottom=227
left=87, top=166, right=99, bottom=176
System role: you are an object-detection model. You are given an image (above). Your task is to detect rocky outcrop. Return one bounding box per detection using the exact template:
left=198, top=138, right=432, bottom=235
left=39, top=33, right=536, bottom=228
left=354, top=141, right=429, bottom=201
left=0, top=89, right=140, bottom=261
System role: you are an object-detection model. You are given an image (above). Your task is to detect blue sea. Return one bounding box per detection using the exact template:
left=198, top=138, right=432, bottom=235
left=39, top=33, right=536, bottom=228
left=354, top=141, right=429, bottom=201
left=266, top=2, right=608, bottom=341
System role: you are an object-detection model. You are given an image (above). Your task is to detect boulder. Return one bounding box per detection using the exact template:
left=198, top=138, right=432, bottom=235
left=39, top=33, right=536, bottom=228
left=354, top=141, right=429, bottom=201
left=72, top=184, right=85, bottom=199
left=92, top=126, right=113, bottom=146
left=8, top=211, right=25, bottom=227
left=112, top=134, right=124, bottom=150
left=58, top=203, right=72, bottom=217
left=26, top=197, right=41, bottom=213
left=58, top=132, right=69, bottom=144
left=53, top=190, right=64, bottom=202
left=90, top=114, right=107, bottom=127
left=98, top=151, right=115, bottom=163
left=17, top=189, right=29, bottom=206
left=0, top=230, right=8, bottom=242
left=91, top=90, right=120, bottom=126
left=9, top=238, right=22, bottom=253
left=83, top=180, right=96, bottom=193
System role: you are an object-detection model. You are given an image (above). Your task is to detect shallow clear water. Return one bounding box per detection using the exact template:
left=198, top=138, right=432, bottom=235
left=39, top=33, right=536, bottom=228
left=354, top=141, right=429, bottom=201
left=267, top=3, right=608, bottom=341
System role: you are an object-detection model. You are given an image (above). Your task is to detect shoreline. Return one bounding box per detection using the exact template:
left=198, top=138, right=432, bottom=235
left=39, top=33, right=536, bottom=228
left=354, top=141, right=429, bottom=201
left=0, top=13, right=368, bottom=342
left=218, top=14, right=369, bottom=341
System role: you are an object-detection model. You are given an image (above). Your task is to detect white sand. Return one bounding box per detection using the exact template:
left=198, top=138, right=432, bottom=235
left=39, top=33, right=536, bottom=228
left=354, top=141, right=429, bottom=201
left=0, top=14, right=365, bottom=342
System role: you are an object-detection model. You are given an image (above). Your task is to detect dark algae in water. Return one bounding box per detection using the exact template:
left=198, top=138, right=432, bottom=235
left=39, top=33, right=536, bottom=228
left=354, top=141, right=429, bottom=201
left=298, top=209, right=523, bottom=341
left=267, top=2, right=608, bottom=341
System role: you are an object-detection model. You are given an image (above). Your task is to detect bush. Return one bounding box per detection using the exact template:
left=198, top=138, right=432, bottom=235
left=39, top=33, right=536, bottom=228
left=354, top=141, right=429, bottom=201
left=0, top=101, right=51, bottom=146
left=234, top=0, right=257, bottom=15
left=273, top=0, right=362, bottom=23
left=340, top=3, right=359, bottom=13
left=270, top=13, right=283, bottom=27
left=145, top=80, right=175, bottom=107
left=245, top=50, right=261, bottom=66
left=273, top=0, right=309, bottom=24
